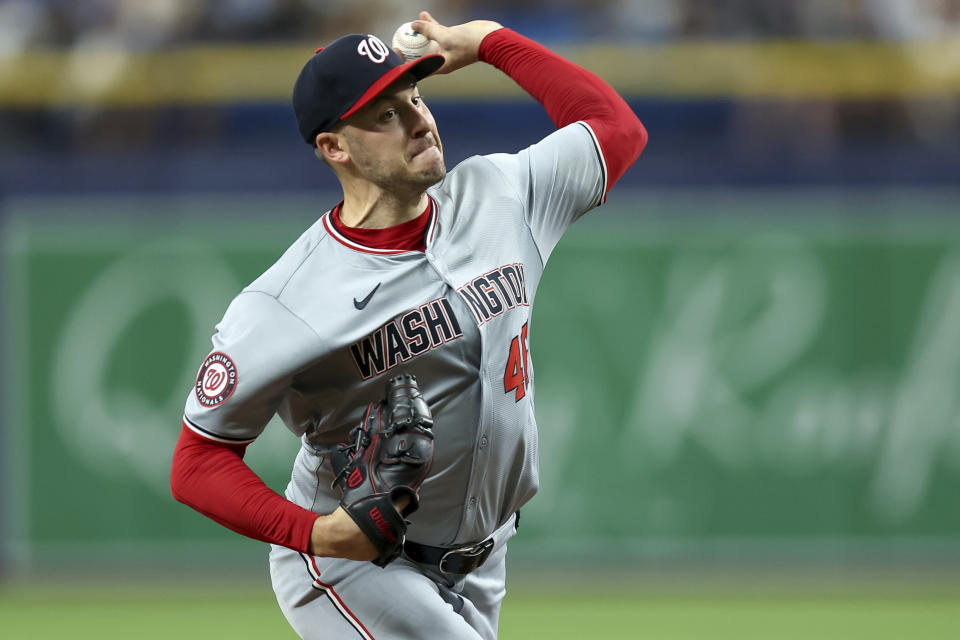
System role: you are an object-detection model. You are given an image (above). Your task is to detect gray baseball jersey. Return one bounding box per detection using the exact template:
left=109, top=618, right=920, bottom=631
left=184, top=120, right=605, bottom=638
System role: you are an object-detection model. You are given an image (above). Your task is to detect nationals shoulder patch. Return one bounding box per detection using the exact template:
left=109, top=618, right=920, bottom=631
left=195, top=352, right=238, bottom=407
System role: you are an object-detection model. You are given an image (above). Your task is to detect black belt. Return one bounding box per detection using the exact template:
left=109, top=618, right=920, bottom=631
left=403, top=512, right=519, bottom=576
left=403, top=538, right=494, bottom=576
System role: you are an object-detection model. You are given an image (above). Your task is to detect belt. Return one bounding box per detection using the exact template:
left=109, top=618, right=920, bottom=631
left=403, top=538, right=494, bottom=576
left=403, top=512, right=520, bottom=576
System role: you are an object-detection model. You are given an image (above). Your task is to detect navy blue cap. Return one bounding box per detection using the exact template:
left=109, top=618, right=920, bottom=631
left=293, top=33, right=444, bottom=146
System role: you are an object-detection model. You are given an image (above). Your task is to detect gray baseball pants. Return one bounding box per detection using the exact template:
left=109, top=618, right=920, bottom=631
left=269, top=516, right=517, bottom=639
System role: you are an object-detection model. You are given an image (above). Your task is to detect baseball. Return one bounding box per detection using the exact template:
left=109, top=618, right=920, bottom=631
left=392, top=22, right=440, bottom=61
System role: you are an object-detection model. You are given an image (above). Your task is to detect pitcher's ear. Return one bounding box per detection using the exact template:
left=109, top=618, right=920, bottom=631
left=315, top=131, right=350, bottom=165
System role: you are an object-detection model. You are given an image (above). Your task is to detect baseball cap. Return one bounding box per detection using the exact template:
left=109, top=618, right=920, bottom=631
left=293, top=33, right=444, bottom=146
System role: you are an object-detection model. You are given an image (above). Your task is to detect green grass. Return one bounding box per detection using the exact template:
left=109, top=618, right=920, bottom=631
left=0, top=583, right=298, bottom=639
left=1, top=579, right=958, bottom=639
left=501, top=591, right=960, bottom=639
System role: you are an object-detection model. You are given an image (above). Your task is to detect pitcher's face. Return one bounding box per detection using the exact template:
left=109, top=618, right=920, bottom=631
left=339, top=76, right=445, bottom=193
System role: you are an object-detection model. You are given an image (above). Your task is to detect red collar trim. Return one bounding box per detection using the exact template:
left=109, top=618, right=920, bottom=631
left=425, top=197, right=438, bottom=245
left=322, top=198, right=437, bottom=255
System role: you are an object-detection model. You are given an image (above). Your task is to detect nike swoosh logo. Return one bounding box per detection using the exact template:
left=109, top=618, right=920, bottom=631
left=353, top=282, right=382, bottom=310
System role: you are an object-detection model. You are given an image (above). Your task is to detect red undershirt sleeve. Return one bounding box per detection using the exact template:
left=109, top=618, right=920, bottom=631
left=479, top=28, right=648, bottom=197
left=170, top=422, right=318, bottom=553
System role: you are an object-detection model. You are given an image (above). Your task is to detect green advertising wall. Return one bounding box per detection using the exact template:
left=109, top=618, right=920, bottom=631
left=3, top=190, right=960, bottom=572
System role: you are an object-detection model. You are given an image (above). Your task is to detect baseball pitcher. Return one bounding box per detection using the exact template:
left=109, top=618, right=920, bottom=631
left=171, top=11, right=647, bottom=639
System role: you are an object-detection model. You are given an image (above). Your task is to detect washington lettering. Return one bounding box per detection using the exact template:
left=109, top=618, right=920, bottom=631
left=457, top=263, right=529, bottom=325
left=350, top=297, right=463, bottom=379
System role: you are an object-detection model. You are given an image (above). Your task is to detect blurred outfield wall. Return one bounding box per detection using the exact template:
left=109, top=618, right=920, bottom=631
left=2, top=40, right=959, bottom=193
left=3, top=188, right=960, bottom=575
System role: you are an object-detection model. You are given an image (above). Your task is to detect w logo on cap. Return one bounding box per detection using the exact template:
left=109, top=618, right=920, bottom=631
left=357, top=35, right=389, bottom=63
left=293, top=33, right=442, bottom=144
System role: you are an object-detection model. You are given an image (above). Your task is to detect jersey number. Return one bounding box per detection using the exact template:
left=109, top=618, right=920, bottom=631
left=503, top=322, right=530, bottom=402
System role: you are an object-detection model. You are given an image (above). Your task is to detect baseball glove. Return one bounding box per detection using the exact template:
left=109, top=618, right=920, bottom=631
left=329, top=373, right=435, bottom=567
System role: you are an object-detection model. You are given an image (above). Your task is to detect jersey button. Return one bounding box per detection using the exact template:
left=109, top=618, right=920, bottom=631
left=469, top=497, right=477, bottom=508
left=479, top=436, right=488, bottom=449
left=425, top=251, right=434, bottom=260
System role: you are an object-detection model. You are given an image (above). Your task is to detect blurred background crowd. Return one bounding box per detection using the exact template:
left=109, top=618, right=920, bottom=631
left=1, top=0, right=958, bottom=192
left=1, top=0, right=960, bottom=50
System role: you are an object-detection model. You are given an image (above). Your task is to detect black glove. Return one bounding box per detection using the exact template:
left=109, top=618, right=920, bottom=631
left=329, top=373, right=434, bottom=566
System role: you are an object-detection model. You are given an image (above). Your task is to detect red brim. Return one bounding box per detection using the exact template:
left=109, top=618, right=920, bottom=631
left=339, top=54, right=445, bottom=121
